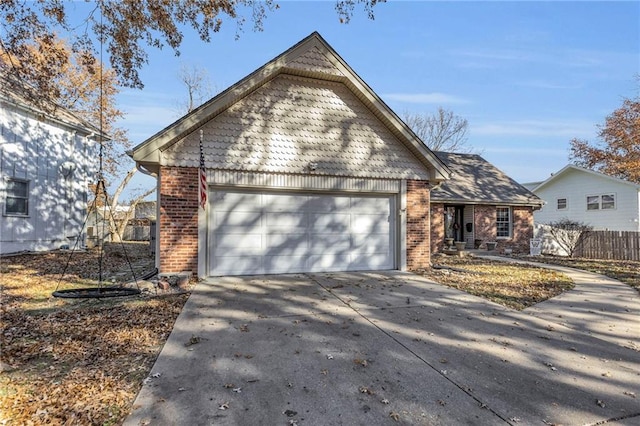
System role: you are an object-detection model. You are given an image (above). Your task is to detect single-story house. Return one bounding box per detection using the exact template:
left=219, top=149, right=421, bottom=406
left=0, top=76, right=101, bottom=254
left=430, top=151, right=543, bottom=254
left=130, top=32, right=452, bottom=277
left=524, top=164, right=640, bottom=232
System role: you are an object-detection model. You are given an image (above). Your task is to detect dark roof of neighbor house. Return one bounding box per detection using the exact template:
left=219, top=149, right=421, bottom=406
left=430, top=151, right=543, bottom=207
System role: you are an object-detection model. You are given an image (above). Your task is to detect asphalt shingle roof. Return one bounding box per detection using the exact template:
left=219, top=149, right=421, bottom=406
left=430, top=151, right=543, bottom=207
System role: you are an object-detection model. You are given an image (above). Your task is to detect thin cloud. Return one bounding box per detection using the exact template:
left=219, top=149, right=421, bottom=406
left=383, top=92, right=470, bottom=105
left=472, top=119, right=595, bottom=138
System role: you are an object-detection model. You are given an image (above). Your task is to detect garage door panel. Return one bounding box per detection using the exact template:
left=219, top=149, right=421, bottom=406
left=309, top=236, right=351, bottom=256
left=351, top=197, right=390, bottom=213
left=308, top=253, right=350, bottom=272
left=349, top=253, right=393, bottom=270
left=352, top=233, right=390, bottom=254
left=209, top=190, right=395, bottom=276
left=307, top=195, right=350, bottom=212
left=263, top=194, right=308, bottom=211
left=213, top=233, right=262, bottom=254
left=213, top=191, right=262, bottom=210
left=214, top=255, right=264, bottom=276
left=352, top=214, right=390, bottom=233
left=265, top=212, right=308, bottom=228
left=264, top=255, right=308, bottom=274
left=214, top=211, right=262, bottom=227
left=266, top=232, right=309, bottom=249
left=309, top=213, right=350, bottom=232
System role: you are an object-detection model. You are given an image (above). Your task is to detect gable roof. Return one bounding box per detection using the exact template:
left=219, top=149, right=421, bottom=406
left=430, top=151, right=543, bottom=207
left=130, top=32, right=451, bottom=182
left=530, top=164, right=640, bottom=192
left=0, top=74, right=105, bottom=138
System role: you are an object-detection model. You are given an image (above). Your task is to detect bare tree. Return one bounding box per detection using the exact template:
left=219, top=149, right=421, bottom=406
left=175, top=64, right=216, bottom=115
left=544, top=218, right=592, bottom=258
left=105, top=166, right=155, bottom=242
left=403, top=107, right=474, bottom=153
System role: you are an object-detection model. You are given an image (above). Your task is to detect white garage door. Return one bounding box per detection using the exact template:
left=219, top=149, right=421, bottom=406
left=208, top=190, right=395, bottom=276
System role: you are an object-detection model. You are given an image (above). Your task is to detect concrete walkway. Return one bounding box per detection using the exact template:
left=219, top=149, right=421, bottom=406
left=124, top=263, right=640, bottom=426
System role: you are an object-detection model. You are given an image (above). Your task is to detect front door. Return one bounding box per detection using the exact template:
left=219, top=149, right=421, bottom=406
left=444, top=205, right=464, bottom=242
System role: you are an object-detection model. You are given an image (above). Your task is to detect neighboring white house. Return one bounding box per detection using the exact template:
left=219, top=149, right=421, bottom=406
left=525, top=165, right=640, bottom=232
left=0, top=78, right=101, bottom=254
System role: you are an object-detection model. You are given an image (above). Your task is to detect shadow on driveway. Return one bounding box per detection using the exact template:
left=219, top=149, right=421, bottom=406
left=125, top=269, right=640, bottom=426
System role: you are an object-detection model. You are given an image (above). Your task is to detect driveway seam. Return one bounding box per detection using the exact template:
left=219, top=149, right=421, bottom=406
left=305, top=273, right=514, bottom=426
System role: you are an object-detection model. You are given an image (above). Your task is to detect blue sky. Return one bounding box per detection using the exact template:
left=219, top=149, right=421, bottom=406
left=99, top=1, right=639, bottom=198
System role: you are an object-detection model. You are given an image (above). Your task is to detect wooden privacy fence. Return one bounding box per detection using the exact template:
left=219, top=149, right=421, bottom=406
left=576, top=231, right=640, bottom=261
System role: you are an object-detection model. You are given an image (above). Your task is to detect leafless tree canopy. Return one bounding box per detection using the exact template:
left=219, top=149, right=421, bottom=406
left=175, top=64, right=216, bottom=115
left=545, top=219, right=593, bottom=258
left=403, top=107, right=474, bottom=153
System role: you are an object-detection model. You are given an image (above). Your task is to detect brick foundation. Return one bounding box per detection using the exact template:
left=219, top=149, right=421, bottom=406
left=406, top=180, right=431, bottom=270
left=159, top=166, right=199, bottom=275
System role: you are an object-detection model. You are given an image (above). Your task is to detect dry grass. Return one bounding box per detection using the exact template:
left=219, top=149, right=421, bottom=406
left=2, top=245, right=636, bottom=425
left=422, top=254, right=575, bottom=310
left=0, top=243, right=189, bottom=425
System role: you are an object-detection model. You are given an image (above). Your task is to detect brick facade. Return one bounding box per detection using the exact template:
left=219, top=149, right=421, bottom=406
left=429, top=203, right=445, bottom=255
left=406, top=180, right=431, bottom=270
left=511, top=206, right=535, bottom=253
left=159, top=166, right=199, bottom=275
left=430, top=203, right=535, bottom=254
left=474, top=205, right=496, bottom=248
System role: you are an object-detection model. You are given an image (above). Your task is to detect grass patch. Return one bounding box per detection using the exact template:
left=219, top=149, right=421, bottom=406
left=0, top=243, right=189, bottom=425
left=422, top=255, right=574, bottom=310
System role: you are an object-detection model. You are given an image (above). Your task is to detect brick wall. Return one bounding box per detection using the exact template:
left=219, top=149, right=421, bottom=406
left=430, top=203, right=445, bottom=254
left=406, top=180, right=431, bottom=270
left=430, top=204, right=535, bottom=254
left=159, top=166, right=199, bottom=275
left=512, top=206, right=534, bottom=253
left=474, top=205, right=496, bottom=249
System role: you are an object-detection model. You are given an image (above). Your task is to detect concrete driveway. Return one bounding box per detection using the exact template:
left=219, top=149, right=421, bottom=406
left=125, top=266, right=639, bottom=426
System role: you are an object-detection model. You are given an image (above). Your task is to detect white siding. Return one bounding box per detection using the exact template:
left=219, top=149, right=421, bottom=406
left=0, top=102, right=97, bottom=253
left=533, top=168, right=640, bottom=232
left=163, top=74, right=431, bottom=180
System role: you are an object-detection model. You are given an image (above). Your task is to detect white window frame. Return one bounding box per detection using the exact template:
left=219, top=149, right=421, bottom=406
left=586, top=193, right=616, bottom=211
left=601, top=194, right=616, bottom=210
left=556, top=198, right=567, bottom=210
left=4, top=178, right=30, bottom=216
left=496, top=206, right=511, bottom=239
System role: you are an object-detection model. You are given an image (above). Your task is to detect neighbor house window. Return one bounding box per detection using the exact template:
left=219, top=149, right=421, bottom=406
left=586, top=194, right=615, bottom=211
left=601, top=194, right=615, bottom=210
left=557, top=198, right=567, bottom=210
left=4, top=178, right=29, bottom=216
left=496, top=207, right=511, bottom=238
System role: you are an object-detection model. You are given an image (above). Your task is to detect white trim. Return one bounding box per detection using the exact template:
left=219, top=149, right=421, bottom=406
left=209, top=170, right=401, bottom=193
left=399, top=180, right=407, bottom=271
left=197, top=188, right=208, bottom=278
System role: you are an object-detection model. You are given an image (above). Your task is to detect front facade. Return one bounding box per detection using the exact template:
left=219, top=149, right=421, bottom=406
left=131, top=33, right=450, bottom=277
left=0, top=78, right=99, bottom=254
left=430, top=152, right=543, bottom=254
left=527, top=165, right=640, bottom=232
